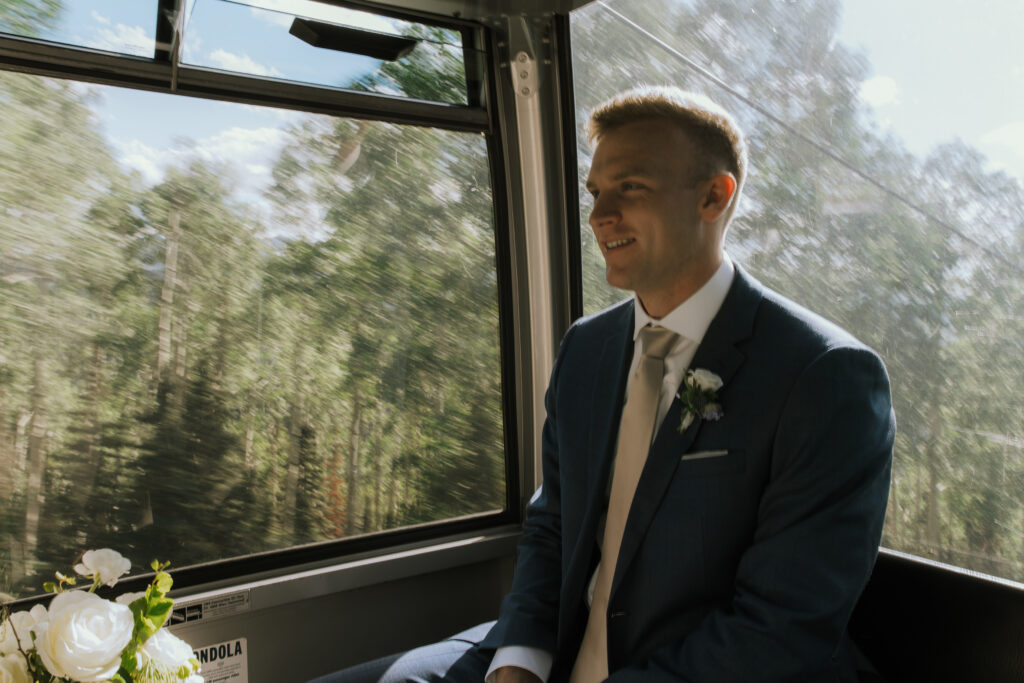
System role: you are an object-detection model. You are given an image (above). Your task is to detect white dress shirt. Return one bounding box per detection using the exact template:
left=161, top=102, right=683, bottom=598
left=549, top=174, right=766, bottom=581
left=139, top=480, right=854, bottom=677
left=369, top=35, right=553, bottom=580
left=487, top=257, right=736, bottom=682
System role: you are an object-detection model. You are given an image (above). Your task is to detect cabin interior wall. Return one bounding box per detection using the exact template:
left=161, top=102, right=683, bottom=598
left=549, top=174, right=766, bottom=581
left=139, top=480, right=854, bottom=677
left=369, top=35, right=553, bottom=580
left=168, top=556, right=514, bottom=683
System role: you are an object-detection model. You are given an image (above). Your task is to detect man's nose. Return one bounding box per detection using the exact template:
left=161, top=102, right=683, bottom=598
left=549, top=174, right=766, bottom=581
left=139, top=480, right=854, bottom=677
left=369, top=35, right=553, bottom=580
left=589, top=194, right=620, bottom=229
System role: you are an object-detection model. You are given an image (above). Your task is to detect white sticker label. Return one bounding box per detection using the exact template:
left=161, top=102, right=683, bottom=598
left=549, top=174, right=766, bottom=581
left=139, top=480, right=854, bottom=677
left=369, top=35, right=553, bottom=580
left=194, top=638, right=248, bottom=683
left=172, top=590, right=250, bottom=625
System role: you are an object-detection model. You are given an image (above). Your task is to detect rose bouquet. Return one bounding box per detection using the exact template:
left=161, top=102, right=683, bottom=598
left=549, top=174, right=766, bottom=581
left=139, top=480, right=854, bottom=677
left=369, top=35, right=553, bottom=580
left=0, top=549, right=202, bottom=683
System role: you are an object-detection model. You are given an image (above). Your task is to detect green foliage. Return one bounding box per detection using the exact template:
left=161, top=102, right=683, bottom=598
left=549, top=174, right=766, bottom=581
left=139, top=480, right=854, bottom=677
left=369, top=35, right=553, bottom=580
left=41, top=571, right=75, bottom=594
left=1, top=7, right=504, bottom=599
left=0, top=0, right=61, bottom=37
left=348, top=25, right=469, bottom=104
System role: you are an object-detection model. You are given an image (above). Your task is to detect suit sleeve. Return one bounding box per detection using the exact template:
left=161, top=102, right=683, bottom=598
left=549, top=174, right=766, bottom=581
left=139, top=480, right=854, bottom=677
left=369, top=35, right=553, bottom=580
left=609, top=345, right=895, bottom=682
left=481, top=325, right=577, bottom=656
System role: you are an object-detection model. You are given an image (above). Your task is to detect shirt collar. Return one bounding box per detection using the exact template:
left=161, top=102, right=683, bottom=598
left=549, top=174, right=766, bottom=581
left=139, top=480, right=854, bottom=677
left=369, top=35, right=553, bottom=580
left=633, top=254, right=735, bottom=343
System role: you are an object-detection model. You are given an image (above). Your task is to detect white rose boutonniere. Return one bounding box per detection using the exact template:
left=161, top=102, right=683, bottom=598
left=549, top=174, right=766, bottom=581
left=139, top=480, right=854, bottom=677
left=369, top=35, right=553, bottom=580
left=677, top=368, right=725, bottom=432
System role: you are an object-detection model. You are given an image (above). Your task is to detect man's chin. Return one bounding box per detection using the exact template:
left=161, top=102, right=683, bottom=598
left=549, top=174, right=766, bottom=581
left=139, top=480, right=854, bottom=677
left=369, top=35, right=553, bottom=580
left=604, top=269, right=633, bottom=292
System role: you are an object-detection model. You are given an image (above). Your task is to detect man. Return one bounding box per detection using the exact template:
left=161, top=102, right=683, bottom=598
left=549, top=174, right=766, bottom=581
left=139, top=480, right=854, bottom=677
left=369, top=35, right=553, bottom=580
left=313, top=86, right=894, bottom=683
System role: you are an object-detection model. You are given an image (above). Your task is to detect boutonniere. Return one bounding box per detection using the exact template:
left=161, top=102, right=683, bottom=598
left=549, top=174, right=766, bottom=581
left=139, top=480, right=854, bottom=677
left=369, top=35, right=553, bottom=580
left=677, top=368, right=725, bottom=432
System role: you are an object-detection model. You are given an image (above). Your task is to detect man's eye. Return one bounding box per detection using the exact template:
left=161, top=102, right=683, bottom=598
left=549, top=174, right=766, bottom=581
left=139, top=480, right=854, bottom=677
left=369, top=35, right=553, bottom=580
left=622, top=182, right=643, bottom=191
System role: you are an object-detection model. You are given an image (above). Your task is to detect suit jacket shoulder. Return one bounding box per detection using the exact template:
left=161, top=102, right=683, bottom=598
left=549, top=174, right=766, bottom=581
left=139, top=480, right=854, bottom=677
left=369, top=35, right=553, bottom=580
left=565, top=297, right=633, bottom=342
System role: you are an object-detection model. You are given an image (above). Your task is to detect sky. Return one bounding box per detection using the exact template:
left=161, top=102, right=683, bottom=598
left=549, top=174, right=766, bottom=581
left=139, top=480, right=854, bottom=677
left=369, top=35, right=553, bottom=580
left=24, top=0, right=1024, bottom=197
left=838, top=0, right=1024, bottom=181
left=40, top=0, right=431, bottom=222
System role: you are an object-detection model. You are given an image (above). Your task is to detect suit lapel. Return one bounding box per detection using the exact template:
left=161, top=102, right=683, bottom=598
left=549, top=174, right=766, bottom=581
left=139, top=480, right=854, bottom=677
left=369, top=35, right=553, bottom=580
left=610, top=266, right=764, bottom=597
left=561, top=302, right=635, bottom=622
left=586, top=313, right=635, bottom=503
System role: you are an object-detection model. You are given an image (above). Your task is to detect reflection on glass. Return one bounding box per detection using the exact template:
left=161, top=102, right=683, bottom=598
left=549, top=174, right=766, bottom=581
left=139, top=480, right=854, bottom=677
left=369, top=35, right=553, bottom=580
left=182, top=0, right=470, bottom=104
left=572, top=0, right=1024, bottom=582
left=0, top=70, right=503, bottom=601
left=0, top=0, right=158, bottom=57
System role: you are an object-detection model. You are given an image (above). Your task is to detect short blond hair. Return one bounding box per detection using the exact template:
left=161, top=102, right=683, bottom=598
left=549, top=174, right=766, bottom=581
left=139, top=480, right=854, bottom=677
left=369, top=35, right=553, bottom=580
left=588, top=86, right=747, bottom=193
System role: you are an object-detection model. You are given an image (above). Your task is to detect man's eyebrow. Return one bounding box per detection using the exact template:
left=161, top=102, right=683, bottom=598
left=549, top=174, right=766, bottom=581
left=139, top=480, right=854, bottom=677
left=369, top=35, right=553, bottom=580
left=586, top=166, right=655, bottom=187
left=610, top=167, right=655, bottom=180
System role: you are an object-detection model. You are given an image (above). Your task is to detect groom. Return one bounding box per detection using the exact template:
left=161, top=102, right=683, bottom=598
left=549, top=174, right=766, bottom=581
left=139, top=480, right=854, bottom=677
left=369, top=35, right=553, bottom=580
left=315, top=86, right=894, bottom=682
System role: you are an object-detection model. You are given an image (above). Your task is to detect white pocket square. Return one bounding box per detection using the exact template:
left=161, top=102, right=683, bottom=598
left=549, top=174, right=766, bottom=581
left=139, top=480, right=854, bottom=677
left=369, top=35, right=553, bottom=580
left=680, top=449, right=730, bottom=461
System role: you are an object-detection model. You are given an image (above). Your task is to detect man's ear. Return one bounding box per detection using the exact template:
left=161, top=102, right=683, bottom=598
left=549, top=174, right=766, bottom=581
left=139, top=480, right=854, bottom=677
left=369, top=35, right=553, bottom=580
left=699, top=173, right=737, bottom=222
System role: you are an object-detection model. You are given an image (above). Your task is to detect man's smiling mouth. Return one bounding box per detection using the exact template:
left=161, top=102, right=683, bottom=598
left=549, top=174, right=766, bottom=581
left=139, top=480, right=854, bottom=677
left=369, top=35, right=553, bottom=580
left=605, top=238, right=635, bottom=250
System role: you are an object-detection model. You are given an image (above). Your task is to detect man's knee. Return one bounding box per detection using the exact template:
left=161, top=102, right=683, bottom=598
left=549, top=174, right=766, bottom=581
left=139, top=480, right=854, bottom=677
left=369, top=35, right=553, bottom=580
left=307, top=622, right=495, bottom=683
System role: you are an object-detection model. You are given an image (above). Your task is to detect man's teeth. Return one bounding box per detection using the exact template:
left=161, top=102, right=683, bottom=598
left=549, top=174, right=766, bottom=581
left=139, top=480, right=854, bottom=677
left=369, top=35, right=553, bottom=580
left=606, top=239, right=633, bottom=249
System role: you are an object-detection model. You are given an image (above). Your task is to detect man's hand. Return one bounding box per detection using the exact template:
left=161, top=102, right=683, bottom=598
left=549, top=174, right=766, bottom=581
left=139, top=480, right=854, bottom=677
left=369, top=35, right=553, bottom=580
left=492, top=666, right=543, bottom=683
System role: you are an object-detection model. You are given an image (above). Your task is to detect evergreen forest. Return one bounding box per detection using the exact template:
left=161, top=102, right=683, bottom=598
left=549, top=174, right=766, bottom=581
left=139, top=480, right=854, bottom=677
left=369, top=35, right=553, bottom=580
left=1, top=0, right=503, bottom=599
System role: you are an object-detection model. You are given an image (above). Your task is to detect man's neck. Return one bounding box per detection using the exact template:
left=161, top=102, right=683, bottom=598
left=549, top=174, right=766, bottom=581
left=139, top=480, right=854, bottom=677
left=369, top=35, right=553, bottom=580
left=637, top=256, right=724, bottom=319
left=633, top=257, right=735, bottom=342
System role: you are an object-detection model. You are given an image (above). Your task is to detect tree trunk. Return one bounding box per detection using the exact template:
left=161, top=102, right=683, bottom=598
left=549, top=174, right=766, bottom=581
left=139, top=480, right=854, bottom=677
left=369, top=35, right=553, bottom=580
left=267, top=419, right=281, bottom=523
left=1020, top=505, right=1024, bottom=579
left=370, top=418, right=385, bottom=532
left=23, top=355, right=47, bottom=574
left=173, top=303, right=188, bottom=384
left=924, top=401, right=943, bottom=558
left=244, top=408, right=255, bottom=470
left=344, top=393, right=363, bottom=537
left=280, top=400, right=303, bottom=540
left=72, top=343, right=105, bottom=544
left=0, top=382, right=14, bottom=511
left=384, top=452, right=398, bottom=529
left=0, top=381, right=22, bottom=587
left=212, top=273, right=231, bottom=385
left=157, top=205, right=181, bottom=381
left=327, top=440, right=345, bottom=536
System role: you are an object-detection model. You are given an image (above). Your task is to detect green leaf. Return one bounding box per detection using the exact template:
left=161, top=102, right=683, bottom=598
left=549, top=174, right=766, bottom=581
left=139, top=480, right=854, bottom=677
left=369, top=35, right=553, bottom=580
left=154, top=572, right=173, bottom=594
left=121, top=648, right=138, bottom=675
left=138, top=616, right=157, bottom=639
left=148, top=597, right=173, bottom=619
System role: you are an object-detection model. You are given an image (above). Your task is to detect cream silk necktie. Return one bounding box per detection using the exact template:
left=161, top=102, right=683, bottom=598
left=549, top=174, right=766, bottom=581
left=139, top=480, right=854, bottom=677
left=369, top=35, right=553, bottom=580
left=570, top=326, right=679, bottom=683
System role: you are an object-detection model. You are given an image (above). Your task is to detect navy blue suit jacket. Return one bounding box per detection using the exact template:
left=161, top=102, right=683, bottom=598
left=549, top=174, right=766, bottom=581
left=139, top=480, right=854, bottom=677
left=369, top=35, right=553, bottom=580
left=482, top=264, right=895, bottom=681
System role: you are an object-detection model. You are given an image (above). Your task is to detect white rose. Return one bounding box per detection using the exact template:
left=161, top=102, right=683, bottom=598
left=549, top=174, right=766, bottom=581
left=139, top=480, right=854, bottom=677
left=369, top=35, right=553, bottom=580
left=74, top=549, right=132, bottom=588
left=0, top=605, right=47, bottom=655
left=0, top=652, right=31, bottom=683
left=689, top=368, right=723, bottom=392
left=137, top=629, right=199, bottom=682
left=34, top=591, right=134, bottom=682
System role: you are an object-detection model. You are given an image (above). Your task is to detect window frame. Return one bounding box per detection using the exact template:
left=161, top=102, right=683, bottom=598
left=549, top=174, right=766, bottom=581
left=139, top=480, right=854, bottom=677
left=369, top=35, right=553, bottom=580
left=0, top=0, right=538, bottom=606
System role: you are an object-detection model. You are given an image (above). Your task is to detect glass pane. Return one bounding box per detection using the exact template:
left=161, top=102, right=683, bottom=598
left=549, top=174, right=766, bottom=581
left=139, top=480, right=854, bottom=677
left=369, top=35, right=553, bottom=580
left=0, top=69, right=503, bottom=601
left=0, top=0, right=158, bottom=57
left=572, top=0, right=1024, bottom=582
left=181, top=0, right=470, bottom=104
